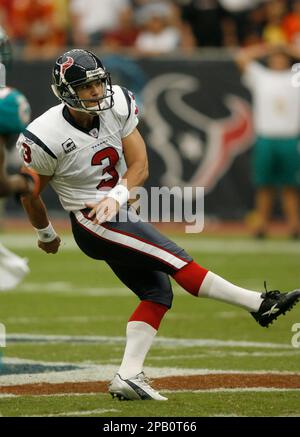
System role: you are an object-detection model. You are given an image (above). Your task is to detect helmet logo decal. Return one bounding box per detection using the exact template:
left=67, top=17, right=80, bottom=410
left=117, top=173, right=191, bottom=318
left=60, top=56, right=74, bottom=77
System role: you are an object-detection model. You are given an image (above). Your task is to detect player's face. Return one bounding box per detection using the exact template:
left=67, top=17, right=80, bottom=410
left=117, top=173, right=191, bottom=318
left=75, top=79, right=104, bottom=107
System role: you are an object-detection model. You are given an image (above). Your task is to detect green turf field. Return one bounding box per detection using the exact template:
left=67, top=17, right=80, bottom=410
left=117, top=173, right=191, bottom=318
left=0, top=232, right=299, bottom=417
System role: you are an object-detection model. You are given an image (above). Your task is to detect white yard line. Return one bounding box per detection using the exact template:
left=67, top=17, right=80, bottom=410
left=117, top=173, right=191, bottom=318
left=1, top=388, right=300, bottom=400
left=12, top=283, right=132, bottom=296
left=5, top=315, right=124, bottom=324
left=4, top=282, right=287, bottom=298
left=164, top=387, right=300, bottom=394
left=147, top=351, right=300, bottom=360
left=4, top=312, right=239, bottom=324
left=0, top=355, right=299, bottom=386
left=1, top=234, right=300, bottom=254
left=22, top=408, right=120, bottom=417
left=0, top=393, right=99, bottom=399
left=1, top=386, right=300, bottom=398
left=175, top=238, right=300, bottom=254
left=5, top=333, right=294, bottom=349
left=2, top=281, right=205, bottom=297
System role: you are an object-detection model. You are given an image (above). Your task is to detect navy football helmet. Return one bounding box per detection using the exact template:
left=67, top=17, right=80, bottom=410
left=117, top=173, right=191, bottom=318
left=51, top=49, right=114, bottom=114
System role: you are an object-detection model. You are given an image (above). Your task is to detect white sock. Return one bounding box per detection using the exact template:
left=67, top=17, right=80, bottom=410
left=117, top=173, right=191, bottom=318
left=199, top=271, right=263, bottom=312
left=118, top=321, right=157, bottom=380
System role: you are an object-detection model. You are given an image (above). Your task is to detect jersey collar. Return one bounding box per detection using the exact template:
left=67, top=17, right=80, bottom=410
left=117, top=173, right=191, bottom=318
left=62, top=105, right=100, bottom=137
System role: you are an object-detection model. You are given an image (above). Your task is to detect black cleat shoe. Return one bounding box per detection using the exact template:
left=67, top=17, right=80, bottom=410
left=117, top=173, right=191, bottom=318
left=251, top=282, right=300, bottom=328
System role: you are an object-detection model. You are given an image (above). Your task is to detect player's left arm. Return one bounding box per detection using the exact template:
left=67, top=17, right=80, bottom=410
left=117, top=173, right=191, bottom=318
left=121, top=127, right=149, bottom=189
left=86, top=127, right=148, bottom=224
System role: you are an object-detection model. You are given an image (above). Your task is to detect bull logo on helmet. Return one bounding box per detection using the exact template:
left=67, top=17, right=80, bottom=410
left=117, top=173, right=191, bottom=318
left=60, top=56, right=74, bottom=78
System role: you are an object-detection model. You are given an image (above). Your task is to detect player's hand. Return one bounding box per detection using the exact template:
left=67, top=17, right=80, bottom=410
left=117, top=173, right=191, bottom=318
left=38, top=236, right=61, bottom=254
left=86, top=197, right=120, bottom=224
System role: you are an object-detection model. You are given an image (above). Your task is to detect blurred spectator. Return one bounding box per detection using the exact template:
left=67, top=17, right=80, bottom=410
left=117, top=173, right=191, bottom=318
left=70, top=0, right=132, bottom=46
left=2, top=0, right=300, bottom=53
left=179, top=0, right=223, bottom=47
left=0, top=0, right=10, bottom=33
left=236, top=44, right=300, bottom=238
left=53, top=0, right=70, bottom=40
left=0, top=0, right=66, bottom=57
left=263, top=0, right=288, bottom=45
left=282, top=0, right=300, bottom=46
left=242, top=3, right=266, bottom=46
left=219, top=0, right=263, bottom=46
left=134, top=1, right=192, bottom=54
left=102, top=7, right=139, bottom=51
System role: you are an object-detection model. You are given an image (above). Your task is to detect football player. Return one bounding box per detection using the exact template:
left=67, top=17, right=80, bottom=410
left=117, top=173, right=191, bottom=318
left=18, top=49, right=300, bottom=400
left=0, top=26, right=39, bottom=291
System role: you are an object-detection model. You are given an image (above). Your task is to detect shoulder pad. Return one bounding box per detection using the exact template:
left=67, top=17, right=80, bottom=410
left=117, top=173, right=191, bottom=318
left=112, top=85, right=133, bottom=120
left=25, top=104, right=63, bottom=141
left=23, top=105, right=64, bottom=159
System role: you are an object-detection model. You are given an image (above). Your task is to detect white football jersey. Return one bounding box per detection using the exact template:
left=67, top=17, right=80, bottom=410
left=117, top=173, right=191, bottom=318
left=17, top=85, right=139, bottom=211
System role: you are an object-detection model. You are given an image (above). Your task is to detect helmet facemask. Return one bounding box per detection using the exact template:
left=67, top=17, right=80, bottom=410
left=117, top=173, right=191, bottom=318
left=71, top=72, right=114, bottom=115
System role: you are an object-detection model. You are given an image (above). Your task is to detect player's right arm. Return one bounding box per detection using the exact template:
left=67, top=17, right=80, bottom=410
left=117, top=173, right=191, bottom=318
left=17, top=133, right=61, bottom=254
left=21, top=175, right=61, bottom=254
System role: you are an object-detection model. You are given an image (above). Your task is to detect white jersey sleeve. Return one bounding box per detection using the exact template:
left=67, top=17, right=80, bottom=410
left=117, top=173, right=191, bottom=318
left=112, top=85, right=139, bottom=138
left=17, top=131, right=57, bottom=176
left=242, top=61, right=267, bottom=90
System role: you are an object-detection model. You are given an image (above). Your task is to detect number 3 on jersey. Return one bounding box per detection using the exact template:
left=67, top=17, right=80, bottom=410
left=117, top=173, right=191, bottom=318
left=92, top=147, right=119, bottom=190
left=22, top=143, right=32, bottom=163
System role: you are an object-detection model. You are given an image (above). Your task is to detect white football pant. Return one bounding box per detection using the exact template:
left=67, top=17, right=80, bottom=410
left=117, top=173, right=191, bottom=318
left=0, top=243, right=29, bottom=291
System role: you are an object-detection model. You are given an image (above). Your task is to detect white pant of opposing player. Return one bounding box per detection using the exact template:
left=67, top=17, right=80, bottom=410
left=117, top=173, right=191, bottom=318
left=0, top=243, right=30, bottom=291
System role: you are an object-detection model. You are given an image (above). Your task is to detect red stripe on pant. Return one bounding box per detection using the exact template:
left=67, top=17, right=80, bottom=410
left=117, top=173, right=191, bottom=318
left=172, top=261, right=208, bottom=296
left=129, top=300, right=169, bottom=330
left=128, top=262, right=208, bottom=330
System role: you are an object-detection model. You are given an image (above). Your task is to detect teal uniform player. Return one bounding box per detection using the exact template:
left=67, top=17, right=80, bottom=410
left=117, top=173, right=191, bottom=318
left=0, top=86, right=31, bottom=137
left=0, top=27, right=37, bottom=290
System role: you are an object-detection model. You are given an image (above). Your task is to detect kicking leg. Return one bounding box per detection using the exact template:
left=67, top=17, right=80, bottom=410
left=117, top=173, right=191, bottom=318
left=173, top=261, right=263, bottom=311
left=173, top=261, right=300, bottom=327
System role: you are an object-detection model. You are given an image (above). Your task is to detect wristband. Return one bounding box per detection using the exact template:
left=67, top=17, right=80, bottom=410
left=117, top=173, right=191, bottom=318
left=34, top=223, right=57, bottom=243
left=107, top=184, right=129, bottom=207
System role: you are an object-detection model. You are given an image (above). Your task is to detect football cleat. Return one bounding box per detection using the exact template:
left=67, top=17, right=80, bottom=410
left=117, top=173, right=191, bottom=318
left=251, top=282, right=300, bottom=327
left=108, top=372, right=167, bottom=401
